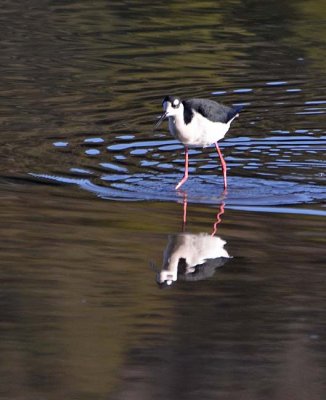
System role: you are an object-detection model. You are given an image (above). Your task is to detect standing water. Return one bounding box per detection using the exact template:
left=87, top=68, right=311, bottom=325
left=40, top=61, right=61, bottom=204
left=0, top=1, right=325, bottom=399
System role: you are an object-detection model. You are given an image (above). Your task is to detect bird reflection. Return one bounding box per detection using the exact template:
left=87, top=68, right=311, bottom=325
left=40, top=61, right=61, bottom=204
left=155, top=194, right=231, bottom=287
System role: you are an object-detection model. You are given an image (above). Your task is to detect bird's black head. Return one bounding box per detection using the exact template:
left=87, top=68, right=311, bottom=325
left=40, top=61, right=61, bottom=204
left=162, top=95, right=181, bottom=109
left=154, top=96, right=182, bottom=131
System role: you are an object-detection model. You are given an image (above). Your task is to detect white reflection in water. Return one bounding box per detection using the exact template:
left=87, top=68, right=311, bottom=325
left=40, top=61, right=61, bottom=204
left=157, top=232, right=230, bottom=286
left=155, top=196, right=231, bottom=286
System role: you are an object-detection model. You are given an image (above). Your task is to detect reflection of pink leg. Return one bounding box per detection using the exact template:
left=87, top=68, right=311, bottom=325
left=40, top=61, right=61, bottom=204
left=175, top=146, right=189, bottom=190
left=182, top=192, right=188, bottom=231
left=211, top=202, right=225, bottom=236
left=215, top=143, right=227, bottom=190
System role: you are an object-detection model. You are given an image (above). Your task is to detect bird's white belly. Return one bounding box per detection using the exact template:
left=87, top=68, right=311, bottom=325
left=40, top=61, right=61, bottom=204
left=169, top=112, right=230, bottom=147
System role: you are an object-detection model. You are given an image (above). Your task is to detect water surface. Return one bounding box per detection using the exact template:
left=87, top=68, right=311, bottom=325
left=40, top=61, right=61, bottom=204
left=0, top=1, right=325, bottom=399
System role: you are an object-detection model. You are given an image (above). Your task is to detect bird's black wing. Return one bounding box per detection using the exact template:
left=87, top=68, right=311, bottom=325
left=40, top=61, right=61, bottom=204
left=184, top=98, right=242, bottom=124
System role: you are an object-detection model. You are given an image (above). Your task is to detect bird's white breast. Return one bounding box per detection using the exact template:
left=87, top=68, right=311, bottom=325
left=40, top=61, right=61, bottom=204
left=169, top=111, right=231, bottom=147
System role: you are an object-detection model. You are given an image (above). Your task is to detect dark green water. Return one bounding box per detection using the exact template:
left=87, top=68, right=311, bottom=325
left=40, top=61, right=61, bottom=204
left=0, top=1, right=325, bottom=399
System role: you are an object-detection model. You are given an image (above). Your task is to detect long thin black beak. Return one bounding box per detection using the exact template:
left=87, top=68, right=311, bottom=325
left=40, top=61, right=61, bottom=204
left=153, top=112, right=168, bottom=131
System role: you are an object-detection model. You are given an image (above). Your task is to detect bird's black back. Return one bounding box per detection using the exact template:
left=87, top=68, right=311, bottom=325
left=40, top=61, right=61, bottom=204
left=183, top=98, right=243, bottom=124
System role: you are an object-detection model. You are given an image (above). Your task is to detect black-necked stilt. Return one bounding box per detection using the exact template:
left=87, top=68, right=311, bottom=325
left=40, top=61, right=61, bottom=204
left=154, top=95, right=243, bottom=190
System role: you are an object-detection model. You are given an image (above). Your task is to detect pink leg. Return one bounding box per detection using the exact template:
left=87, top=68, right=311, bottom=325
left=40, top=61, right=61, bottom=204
left=175, top=146, right=189, bottom=190
left=215, top=142, right=227, bottom=190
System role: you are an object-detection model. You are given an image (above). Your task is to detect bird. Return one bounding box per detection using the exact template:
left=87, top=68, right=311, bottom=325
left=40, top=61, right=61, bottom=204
left=154, top=95, right=243, bottom=190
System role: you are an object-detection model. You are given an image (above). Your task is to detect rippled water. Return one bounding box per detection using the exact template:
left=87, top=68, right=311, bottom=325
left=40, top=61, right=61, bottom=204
left=0, top=1, right=325, bottom=399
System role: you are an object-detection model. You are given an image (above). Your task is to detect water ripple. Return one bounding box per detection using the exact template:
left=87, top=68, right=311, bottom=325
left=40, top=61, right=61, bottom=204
left=31, top=172, right=326, bottom=214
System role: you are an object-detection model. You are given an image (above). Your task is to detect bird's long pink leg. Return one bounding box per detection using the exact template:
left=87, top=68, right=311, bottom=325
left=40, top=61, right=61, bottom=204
left=215, top=142, right=227, bottom=190
left=175, top=146, right=189, bottom=190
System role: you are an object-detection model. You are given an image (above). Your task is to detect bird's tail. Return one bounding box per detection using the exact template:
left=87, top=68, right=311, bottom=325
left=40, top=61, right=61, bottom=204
left=233, top=105, right=244, bottom=116
left=226, top=105, right=244, bottom=123
left=232, top=105, right=244, bottom=122
left=227, top=104, right=243, bottom=123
